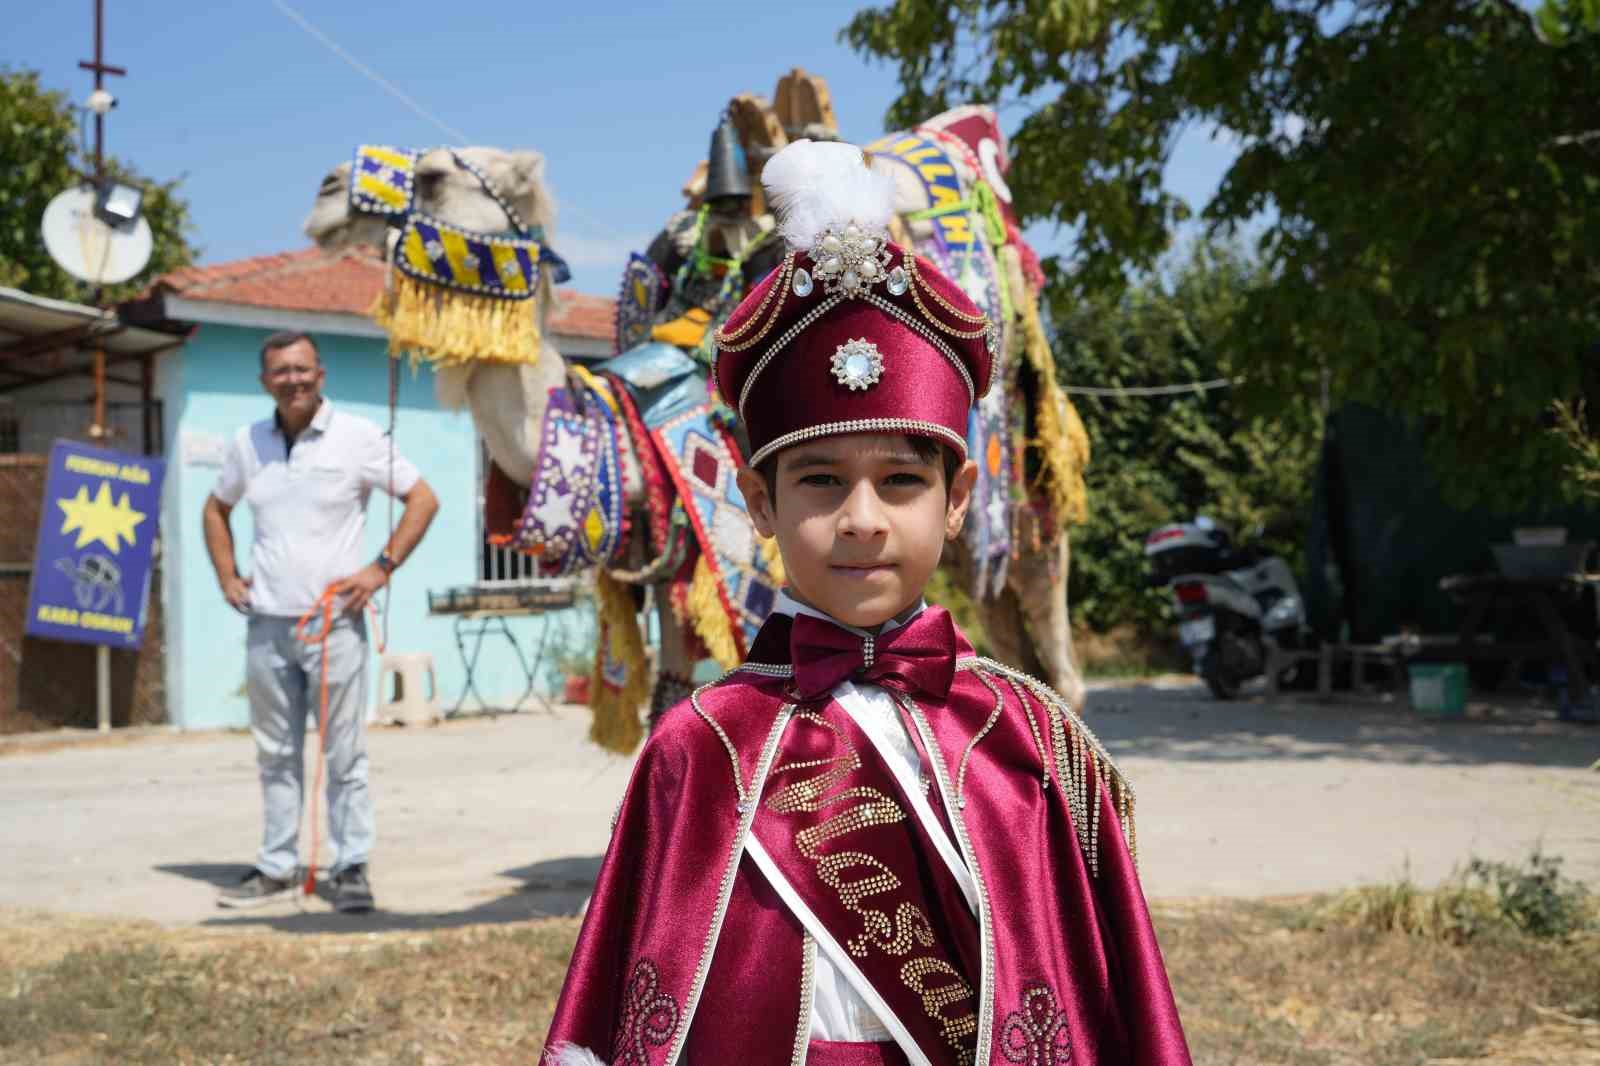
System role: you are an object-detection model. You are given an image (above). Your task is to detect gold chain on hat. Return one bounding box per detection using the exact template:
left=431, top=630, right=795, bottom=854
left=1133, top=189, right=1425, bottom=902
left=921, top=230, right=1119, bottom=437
left=714, top=253, right=796, bottom=353
left=905, top=254, right=992, bottom=338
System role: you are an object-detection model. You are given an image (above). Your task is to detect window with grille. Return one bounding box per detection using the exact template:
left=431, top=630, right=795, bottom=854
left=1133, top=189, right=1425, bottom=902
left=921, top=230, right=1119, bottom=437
left=476, top=440, right=542, bottom=586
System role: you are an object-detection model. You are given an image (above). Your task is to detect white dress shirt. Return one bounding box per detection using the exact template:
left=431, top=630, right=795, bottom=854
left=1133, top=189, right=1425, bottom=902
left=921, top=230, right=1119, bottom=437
left=212, top=400, right=420, bottom=616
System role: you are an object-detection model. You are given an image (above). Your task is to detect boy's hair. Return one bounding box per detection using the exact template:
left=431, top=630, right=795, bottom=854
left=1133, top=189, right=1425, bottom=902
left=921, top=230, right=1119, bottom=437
left=756, top=435, right=961, bottom=500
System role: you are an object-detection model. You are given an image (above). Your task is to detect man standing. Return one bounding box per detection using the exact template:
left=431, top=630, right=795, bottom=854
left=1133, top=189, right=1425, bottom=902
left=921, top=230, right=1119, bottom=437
left=202, top=331, right=438, bottom=912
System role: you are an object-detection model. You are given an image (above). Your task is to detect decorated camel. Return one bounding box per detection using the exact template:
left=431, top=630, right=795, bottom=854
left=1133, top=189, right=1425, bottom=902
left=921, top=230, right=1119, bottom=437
left=303, top=70, right=1091, bottom=753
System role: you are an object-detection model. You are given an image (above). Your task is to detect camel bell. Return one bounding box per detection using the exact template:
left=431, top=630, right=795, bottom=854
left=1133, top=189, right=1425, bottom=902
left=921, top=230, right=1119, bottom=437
left=705, top=118, right=752, bottom=203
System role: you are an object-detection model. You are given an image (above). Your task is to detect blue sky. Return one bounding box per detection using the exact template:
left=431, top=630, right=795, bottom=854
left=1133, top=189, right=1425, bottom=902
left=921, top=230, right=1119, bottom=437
left=8, top=0, right=1239, bottom=296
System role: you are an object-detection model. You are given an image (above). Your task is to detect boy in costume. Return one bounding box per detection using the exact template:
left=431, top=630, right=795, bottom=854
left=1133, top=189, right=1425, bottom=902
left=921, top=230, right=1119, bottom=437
left=543, top=141, right=1191, bottom=1066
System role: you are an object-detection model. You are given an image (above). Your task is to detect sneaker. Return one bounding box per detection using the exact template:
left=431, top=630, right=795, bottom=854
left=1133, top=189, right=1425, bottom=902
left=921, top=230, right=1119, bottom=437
left=331, top=863, right=375, bottom=913
left=217, top=868, right=294, bottom=909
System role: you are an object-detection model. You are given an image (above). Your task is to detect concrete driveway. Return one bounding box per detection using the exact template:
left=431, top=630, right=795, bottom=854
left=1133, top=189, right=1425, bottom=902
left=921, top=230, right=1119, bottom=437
left=2, top=682, right=1596, bottom=931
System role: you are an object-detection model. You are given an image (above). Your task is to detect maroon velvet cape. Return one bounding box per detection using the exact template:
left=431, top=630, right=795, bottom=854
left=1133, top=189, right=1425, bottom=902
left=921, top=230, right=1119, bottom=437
left=543, top=614, right=1192, bottom=1066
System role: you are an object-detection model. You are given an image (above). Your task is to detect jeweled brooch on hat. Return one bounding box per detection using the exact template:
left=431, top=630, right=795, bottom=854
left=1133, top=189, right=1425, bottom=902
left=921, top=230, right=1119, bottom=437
left=811, top=224, right=892, bottom=298
left=831, top=339, right=884, bottom=390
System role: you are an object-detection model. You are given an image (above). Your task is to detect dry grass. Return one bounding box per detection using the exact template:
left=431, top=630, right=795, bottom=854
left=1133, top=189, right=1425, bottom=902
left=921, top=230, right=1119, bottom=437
left=2, top=896, right=1597, bottom=1066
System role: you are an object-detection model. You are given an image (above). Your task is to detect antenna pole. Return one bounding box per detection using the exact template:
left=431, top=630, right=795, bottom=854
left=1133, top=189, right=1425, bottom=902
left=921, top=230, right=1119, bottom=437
left=77, top=0, right=125, bottom=185
left=77, top=0, right=127, bottom=441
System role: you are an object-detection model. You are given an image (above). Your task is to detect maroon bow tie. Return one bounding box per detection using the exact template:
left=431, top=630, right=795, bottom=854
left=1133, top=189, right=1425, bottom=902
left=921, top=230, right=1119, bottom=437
left=789, top=607, right=958, bottom=702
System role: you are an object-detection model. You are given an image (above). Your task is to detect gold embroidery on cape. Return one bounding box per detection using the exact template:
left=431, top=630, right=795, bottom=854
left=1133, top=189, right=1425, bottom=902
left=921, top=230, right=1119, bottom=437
left=766, top=710, right=977, bottom=1064
left=999, top=985, right=1073, bottom=1064
left=903, top=957, right=981, bottom=1054
left=612, top=959, right=680, bottom=1066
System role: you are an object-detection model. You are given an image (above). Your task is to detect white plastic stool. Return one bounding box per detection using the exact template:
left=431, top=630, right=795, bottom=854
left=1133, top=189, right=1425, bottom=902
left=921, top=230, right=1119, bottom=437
left=378, top=652, right=439, bottom=725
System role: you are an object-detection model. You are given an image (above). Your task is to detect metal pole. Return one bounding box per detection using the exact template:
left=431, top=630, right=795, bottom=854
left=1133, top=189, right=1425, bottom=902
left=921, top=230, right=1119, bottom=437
left=96, top=644, right=111, bottom=732
left=78, top=0, right=126, bottom=189
left=94, top=0, right=103, bottom=178
left=92, top=346, right=107, bottom=439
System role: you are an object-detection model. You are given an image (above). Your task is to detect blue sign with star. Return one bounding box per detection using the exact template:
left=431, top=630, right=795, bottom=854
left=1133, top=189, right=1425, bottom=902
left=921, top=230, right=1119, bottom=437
left=25, top=440, right=167, bottom=649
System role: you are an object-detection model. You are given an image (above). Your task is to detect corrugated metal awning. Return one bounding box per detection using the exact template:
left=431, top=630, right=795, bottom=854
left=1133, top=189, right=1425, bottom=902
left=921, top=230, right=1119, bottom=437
left=0, top=286, right=186, bottom=395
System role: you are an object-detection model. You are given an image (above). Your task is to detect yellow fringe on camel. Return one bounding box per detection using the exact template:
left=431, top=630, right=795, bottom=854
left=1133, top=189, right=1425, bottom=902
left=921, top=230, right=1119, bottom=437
left=1019, top=290, right=1091, bottom=527
left=587, top=570, right=651, bottom=755
left=370, top=273, right=544, bottom=367
left=687, top=555, right=742, bottom=670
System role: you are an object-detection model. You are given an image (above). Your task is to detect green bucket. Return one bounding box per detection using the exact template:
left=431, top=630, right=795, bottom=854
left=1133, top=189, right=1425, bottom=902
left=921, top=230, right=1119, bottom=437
left=1409, top=663, right=1467, bottom=717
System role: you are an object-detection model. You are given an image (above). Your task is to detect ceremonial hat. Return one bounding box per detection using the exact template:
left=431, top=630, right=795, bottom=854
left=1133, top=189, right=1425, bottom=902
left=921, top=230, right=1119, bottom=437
left=713, top=140, right=997, bottom=468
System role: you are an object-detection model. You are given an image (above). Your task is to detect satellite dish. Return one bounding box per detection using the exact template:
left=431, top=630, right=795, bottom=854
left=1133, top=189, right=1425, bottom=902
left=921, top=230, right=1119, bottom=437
left=41, top=185, right=153, bottom=285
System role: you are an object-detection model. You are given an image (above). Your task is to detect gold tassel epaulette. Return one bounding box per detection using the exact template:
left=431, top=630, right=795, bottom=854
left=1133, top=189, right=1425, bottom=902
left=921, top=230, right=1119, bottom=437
left=971, top=658, right=1136, bottom=876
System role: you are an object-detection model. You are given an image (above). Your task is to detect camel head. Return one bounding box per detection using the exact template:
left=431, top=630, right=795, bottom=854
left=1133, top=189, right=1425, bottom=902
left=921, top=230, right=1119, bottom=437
left=304, top=146, right=556, bottom=252
left=301, top=146, right=568, bottom=491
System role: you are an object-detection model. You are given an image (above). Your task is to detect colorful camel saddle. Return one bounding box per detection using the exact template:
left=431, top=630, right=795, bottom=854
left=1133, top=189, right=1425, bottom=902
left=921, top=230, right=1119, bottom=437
left=508, top=377, right=627, bottom=576
left=869, top=118, right=1018, bottom=598
left=650, top=399, right=782, bottom=660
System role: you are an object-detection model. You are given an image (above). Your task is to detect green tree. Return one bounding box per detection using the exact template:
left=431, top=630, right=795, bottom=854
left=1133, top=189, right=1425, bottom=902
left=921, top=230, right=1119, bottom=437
left=0, top=69, right=196, bottom=304
left=1056, top=241, right=1323, bottom=633
left=845, top=0, right=1600, bottom=509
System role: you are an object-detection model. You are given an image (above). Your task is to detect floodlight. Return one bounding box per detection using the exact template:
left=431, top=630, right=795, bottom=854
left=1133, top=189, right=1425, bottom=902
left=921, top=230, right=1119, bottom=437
left=94, top=181, right=144, bottom=228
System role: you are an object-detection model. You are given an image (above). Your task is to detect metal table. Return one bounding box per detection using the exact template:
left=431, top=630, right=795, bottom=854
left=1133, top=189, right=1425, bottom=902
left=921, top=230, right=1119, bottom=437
left=427, top=581, right=577, bottom=716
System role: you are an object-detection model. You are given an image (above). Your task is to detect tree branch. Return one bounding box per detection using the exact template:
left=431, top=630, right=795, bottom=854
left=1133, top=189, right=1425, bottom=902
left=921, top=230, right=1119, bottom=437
left=1488, top=0, right=1553, bottom=43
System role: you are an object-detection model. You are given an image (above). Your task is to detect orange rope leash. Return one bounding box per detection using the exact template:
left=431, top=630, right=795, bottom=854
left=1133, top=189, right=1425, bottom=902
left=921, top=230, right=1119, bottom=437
left=294, top=585, right=385, bottom=896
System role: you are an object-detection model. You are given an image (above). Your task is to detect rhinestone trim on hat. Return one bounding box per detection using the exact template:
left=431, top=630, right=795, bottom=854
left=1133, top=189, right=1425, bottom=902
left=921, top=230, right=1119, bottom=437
left=747, top=418, right=969, bottom=470
left=860, top=293, right=976, bottom=404
left=736, top=294, right=846, bottom=417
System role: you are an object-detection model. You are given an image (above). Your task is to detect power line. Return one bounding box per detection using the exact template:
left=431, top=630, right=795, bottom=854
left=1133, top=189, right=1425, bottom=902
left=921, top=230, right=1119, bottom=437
left=272, top=0, right=472, bottom=146
left=1062, top=377, right=1242, bottom=397
left=272, top=0, right=634, bottom=246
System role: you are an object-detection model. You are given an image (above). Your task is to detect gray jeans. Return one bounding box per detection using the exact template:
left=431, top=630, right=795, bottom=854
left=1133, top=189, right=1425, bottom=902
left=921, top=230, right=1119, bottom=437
left=245, top=613, right=373, bottom=880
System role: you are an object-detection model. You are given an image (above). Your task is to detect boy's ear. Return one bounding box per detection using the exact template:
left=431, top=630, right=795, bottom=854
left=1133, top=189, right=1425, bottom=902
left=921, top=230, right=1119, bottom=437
left=944, top=459, right=979, bottom=541
left=736, top=467, right=778, bottom=539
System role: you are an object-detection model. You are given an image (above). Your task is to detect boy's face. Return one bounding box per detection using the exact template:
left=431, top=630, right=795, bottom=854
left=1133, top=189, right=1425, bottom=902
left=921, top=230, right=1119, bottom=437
left=736, top=433, right=978, bottom=629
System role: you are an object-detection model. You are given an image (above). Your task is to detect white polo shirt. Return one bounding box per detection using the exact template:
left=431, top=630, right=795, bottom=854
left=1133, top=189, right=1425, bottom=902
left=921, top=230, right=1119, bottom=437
left=212, top=400, right=421, bottom=617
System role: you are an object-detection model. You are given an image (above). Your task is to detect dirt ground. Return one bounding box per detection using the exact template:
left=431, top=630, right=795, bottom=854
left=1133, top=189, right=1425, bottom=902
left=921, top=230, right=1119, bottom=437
left=1, top=680, right=1597, bottom=930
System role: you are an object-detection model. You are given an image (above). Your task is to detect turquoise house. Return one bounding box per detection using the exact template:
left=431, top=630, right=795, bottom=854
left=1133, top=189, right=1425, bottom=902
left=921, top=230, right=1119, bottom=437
left=142, top=248, right=616, bottom=729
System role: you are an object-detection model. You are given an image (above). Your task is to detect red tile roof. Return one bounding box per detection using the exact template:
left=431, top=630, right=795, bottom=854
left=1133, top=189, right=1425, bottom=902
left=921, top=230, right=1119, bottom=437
left=152, top=247, right=616, bottom=342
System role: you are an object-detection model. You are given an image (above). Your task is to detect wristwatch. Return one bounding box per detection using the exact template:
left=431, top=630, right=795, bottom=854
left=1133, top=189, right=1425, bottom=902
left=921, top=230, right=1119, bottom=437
left=376, top=550, right=398, bottom=575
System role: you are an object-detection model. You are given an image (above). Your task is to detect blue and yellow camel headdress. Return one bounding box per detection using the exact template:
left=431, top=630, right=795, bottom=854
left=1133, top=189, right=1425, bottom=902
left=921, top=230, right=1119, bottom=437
left=349, top=145, right=571, bottom=366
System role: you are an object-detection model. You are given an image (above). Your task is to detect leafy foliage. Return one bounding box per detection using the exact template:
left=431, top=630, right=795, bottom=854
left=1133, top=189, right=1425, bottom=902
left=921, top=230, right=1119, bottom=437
left=0, top=69, right=196, bottom=304
left=844, top=0, right=1600, bottom=509
left=1056, top=241, right=1323, bottom=634
left=1553, top=399, right=1600, bottom=500
left=1466, top=849, right=1592, bottom=941
left=1311, top=848, right=1594, bottom=944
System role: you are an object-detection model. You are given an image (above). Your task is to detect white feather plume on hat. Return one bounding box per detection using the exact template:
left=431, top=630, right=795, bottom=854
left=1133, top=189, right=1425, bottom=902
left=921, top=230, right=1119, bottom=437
left=762, top=139, right=896, bottom=252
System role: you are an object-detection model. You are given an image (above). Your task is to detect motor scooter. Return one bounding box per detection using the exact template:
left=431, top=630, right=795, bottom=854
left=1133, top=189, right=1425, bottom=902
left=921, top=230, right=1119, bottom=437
left=1144, top=516, right=1310, bottom=698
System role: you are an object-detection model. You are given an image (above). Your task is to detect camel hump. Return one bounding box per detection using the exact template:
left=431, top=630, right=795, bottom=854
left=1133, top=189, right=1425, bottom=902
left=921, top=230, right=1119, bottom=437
left=772, top=67, right=837, bottom=140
